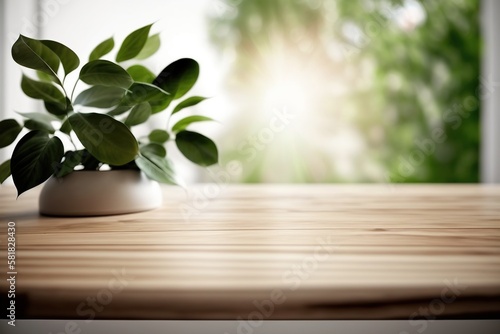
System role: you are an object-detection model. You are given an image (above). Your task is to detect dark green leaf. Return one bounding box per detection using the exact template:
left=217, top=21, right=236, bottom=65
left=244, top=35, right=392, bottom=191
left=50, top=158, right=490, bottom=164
left=74, top=85, right=126, bottom=108
left=79, top=60, right=132, bottom=88
left=125, top=102, right=151, bottom=126
left=45, top=97, right=72, bottom=117
left=175, top=130, right=218, bottom=166
left=140, top=142, right=166, bottom=158
left=59, top=118, right=72, bottom=134
left=11, top=35, right=60, bottom=80
left=24, top=119, right=55, bottom=134
left=127, top=65, right=156, bottom=83
left=116, top=23, right=153, bottom=62
left=81, top=150, right=101, bottom=170
left=172, top=96, right=207, bottom=115
left=136, top=154, right=181, bottom=185
left=107, top=105, right=131, bottom=116
left=148, top=129, right=169, bottom=143
left=135, top=33, right=160, bottom=59
left=171, top=115, right=214, bottom=133
left=123, top=82, right=170, bottom=106
left=0, top=160, right=11, bottom=184
left=21, top=74, right=66, bottom=105
left=54, top=150, right=83, bottom=178
left=109, top=160, right=138, bottom=170
left=69, top=112, right=138, bottom=165
left=0, top=119, right=23, bottom=148
left=41, top=40, right=80, bottom=76
left=89, top=36, right=114, bottom=61
left=11, top=131, right=64, bottom=196
left=153, top=58, right=199, bottom=100
left=149, top=98, right=172, bottom=113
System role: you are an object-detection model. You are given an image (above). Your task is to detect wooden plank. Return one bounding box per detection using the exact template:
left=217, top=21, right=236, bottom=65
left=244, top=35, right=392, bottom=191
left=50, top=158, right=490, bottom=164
left=0, top=184, right=499, bottom=319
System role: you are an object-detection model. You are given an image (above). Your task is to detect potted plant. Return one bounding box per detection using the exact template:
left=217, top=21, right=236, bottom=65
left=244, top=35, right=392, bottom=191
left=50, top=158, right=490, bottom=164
left=0, top=23, right=218, bottom=216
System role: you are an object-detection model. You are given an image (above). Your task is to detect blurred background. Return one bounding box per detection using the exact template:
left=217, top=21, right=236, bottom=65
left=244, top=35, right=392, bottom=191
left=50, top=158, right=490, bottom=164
left=1, top=0, right=498, bottom=184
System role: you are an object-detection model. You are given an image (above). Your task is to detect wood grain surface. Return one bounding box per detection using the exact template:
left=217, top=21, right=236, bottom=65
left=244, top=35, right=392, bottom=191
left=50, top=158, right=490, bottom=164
left=0, top=184, right=499, bottom=319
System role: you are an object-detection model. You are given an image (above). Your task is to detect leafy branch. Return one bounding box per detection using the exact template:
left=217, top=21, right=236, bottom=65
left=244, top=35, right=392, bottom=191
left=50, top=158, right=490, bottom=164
left=1, top=23, right=218, bottom=196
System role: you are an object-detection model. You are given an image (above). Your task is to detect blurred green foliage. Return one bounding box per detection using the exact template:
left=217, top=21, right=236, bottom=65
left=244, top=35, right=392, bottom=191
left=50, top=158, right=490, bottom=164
left=210, top=0, right=480, bottom=183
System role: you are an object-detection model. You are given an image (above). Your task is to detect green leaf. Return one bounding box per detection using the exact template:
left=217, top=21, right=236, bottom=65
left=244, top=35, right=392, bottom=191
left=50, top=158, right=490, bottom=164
left=140, top=142, right=166, bottom=158
left=80, top=149, right=101, bottom=170
left=153, top=58, right=199, bottom=100
left=135, top=154, right=181, bottom=185
left=79, top=60, right=132, bottom=88
left=171, top=115, right=214, bottom=133
left=89, top=36, right=114, bottom=61
left=69, top=112, right=138, bottom=165
left=175, top=130, right=218, bottom=166
left=18, top=111, right=60, bottom=124
left=116, top=23, right=153, bottom=62
left=24, top=119, right=55, bottom=134
left=109, top=160, right=138, bottom=170
left=21, top=74, right=66, bottom=105
left=125, top=102, right=151, bottom=126
left=11, top=131, right=64, bottom=196
left=41, top=40, right=80, bottom=76
left=127, top=65, right=156, bottom=83
left=11, top=35, right=60, bottom=80
left=148, top=129, right=169, bottom=143
left=123, top=82, right=170, bottom=106
left=107, top=105, right=131, bottom=116
left=135, top=33, right=160, bottom=60
left=74, top=85, right=126, bottom=108
left=172, top=96, right=207, bottom=115
left=59, top=118, right=72, bottom=134
left=149, top=59, right=199, bottom=113
left=54, top=150, right=83, bottom=178
left=45, top=97, right=72, bottom=117
left=0, top=160, right=11, bottom=184
left=149, top=98, right=171, bottom=113
left=0, top=119, right=23, bottom=148
left=37, top=70, right=57, bottom=82
left=153, top=58, right=200, bottom=99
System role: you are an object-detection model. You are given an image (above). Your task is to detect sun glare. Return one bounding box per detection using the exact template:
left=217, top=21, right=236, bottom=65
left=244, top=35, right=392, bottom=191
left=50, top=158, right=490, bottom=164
left=262, top=76, right=311, bottom=118
left=257, top=48, right=322, bottom=123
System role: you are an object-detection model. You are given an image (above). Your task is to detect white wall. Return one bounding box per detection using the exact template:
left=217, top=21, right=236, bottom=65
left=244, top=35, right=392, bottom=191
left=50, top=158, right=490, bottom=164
left=481, top=0, right=500, bottom=183
left=0, top=0, right=39, bottom=162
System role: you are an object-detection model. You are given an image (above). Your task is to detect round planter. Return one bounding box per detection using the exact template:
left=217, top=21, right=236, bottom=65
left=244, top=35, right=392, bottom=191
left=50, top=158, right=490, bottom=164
left=39, top=170, right=162, bottom=216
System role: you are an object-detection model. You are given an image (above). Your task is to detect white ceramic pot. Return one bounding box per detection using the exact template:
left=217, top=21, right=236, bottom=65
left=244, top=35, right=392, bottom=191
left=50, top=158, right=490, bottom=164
left=39, top=170, right=162, bottom=216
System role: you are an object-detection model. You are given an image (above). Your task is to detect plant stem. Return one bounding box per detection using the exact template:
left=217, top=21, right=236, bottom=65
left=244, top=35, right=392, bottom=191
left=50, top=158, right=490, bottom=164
left=70, top=79, right=79, bottom=102
left=165, top=108, right=172, bottom=130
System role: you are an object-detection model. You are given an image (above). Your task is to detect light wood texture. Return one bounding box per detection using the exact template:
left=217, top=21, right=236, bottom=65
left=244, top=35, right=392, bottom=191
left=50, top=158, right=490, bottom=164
left=0, top=184, right=499, bottom=319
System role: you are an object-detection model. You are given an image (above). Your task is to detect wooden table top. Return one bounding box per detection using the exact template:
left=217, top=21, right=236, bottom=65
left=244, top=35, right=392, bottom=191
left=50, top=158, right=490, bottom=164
left=0, top=184, right=499, bottom=320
